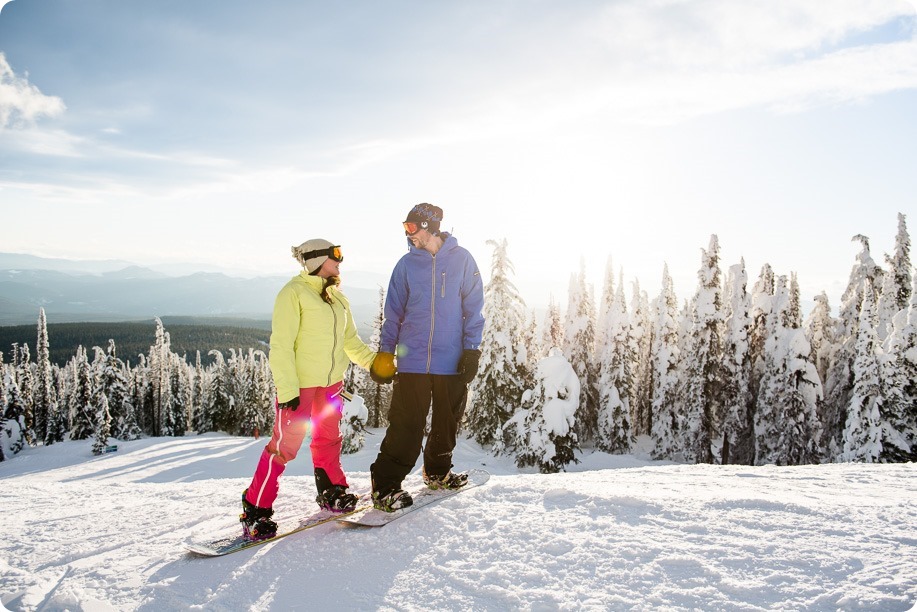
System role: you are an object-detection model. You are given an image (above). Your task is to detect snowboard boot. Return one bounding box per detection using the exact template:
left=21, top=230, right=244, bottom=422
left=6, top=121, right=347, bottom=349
left=422, top=467, right=469, bottom=490
left=370, top=472, right=413, bottom=512
left=372, top=488, right=413, bottom=512
left=240, top=489, right=277, bottom=540
left=316, top=485, right=358, bottom=513
left=314, top=468, right=358, bottom=513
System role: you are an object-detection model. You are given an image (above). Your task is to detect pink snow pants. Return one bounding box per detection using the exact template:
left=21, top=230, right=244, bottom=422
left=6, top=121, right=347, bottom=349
left=245, top=382, right=346, bottom=509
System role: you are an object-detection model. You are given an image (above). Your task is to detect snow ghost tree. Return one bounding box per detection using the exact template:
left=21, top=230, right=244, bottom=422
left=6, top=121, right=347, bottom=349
left=504, top=349, right=580, bottom=473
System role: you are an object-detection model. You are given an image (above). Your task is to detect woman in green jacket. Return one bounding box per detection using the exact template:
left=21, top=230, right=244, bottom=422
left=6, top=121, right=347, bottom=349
left=240, top=238, right=390, bottom=540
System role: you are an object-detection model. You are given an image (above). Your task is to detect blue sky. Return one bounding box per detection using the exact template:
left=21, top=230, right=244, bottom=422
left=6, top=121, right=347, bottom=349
left=1, top=0, right=915, bottom=311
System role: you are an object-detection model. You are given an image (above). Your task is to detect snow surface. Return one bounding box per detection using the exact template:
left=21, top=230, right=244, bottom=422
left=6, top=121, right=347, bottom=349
left=1, top=433, right=916, bottom=611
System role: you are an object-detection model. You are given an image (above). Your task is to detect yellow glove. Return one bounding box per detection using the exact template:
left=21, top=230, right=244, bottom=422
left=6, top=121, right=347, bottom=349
left=370, top=352, right=396, bottom=384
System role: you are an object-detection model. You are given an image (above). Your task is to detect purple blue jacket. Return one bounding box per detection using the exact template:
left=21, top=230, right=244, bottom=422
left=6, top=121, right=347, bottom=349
left=380, top=233, right=485, bottom=375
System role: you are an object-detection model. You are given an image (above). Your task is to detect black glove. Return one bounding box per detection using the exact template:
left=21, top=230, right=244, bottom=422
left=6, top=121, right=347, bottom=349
left=458, top=349, right=481, bottom=385
left=278, top=396, right=300, bottom=410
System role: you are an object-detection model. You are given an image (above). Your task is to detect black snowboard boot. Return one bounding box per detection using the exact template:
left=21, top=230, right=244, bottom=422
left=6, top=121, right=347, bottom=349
left=240, top=489, right=277, bottom=540
left=371, top=471, right=413, bottom=512
left=422, top=467, right=468, bottom=490
left=371, top=488, right=413, bottom=512
left=314, top=468, right=358, bottom=513
left=316, top=485, right=358, bottom=512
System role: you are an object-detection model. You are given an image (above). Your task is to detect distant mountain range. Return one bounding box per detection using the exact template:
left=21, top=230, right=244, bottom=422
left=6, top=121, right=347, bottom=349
left=0, top=253, right=387, bottom=333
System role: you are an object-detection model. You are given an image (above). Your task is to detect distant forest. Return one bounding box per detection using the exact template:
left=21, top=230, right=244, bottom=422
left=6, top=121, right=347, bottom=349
left=0, top=317, right=271, bottom=367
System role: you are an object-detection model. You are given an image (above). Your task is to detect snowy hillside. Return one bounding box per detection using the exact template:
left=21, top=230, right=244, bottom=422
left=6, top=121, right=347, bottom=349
left=1, top=434, right=915, bottom=611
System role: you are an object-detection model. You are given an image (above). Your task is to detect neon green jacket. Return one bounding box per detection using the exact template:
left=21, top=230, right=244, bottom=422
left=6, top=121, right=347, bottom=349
left=269, top=272, right=376, bottom=403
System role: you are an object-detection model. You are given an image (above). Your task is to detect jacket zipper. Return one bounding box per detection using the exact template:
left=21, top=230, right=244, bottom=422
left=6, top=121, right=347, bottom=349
left=427, top=255, right=436, bottom=372
left=328, top=301, right=338, bottom=386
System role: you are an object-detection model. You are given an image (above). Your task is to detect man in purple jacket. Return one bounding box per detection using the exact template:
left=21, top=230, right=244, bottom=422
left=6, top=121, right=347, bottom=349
left=369, top=203, right=485, bottom=511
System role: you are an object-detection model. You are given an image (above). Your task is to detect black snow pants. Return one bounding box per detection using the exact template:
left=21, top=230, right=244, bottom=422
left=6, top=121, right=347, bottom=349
left=370, top=372, right=468, bottom=493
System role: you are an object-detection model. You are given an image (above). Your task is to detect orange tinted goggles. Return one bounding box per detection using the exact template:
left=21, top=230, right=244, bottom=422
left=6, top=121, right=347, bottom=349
left=302, top=245, right=343, bottom=262
left=404, top=221, right=423, bottom=236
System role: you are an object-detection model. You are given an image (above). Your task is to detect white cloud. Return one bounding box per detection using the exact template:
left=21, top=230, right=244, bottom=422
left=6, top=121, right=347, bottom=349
left=428, top=1, right=917, bottom=132
left=0, top=52, right=66, bottom=129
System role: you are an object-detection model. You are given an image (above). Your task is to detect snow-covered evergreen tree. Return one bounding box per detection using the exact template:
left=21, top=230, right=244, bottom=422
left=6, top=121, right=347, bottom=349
left=563, top=259, right=598, bottom=446
left=876, top=213, right=911, bottom=341
left=720, top=261, right=754, bottom=464
left=466, top=239, right=529, bottom=447
left=207, top=350, right=233, bottom=434
left=69, top=346, right=95, bottom=440
left=358, top=287, right=391, bottom=429
left=804, top=292, right=837, bottom=387
left=630, top=280, right=653, bottom=437
left=148, top=318, right=173, bottom=437
left=1, top=356, right=28, bottom=459
left=33, top=307, right=54, bottom=445
left=541, top=297, right=564, bottom=357
left=164, top=353, right=188, bottom=436
left=595, top=279, right=634, bottom=453
left=91, top=394, right=113, bottom=455
left=874, top=269, right=917, bottom=462
left=679, top=235, right=724, bottom=463
left=884, top=271, right=917, bottom=458
left=130, top=355, right=154, bottom=436
left=0, top=353, right=5, bottom=461
left=596, top=257, right=616, bottom=350
left=823, top=235, right=883, bottom=459
left=45, top=365, right=68, bottom=445
left=841, top=280, right=883, bottom=462
left=754, top=275, right=823, bottom=465
left=93, top=341, right=140, bottom=441
left=504, top=349, right=580, bottom=473
left=16, top=344, right=33, bottom=446
left=521, top=308, right=543, bottom=367
left=650, top=265, right=681, bottom=460
left=341, top=393, right=369, bottom=454
left=191, top=351, right=211, bottom=434
left=227, top=349, right=253, bottom=436
left=748, top=264, right=774, bottom=420
left=252, top=349, right=275, bottom=435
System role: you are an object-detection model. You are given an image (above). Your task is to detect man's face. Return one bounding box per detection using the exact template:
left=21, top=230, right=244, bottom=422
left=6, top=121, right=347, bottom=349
left=408, top=228, right=433, bottom=251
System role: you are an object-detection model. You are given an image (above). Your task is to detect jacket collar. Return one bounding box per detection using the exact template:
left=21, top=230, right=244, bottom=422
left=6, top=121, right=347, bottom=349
left=298, top=271, right=325, bottom=291
left=407, top=232, right=457, bottom=256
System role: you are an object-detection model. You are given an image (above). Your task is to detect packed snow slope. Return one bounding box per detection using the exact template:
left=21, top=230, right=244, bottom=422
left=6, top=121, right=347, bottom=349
left=1, top=433, right=915, bottom=611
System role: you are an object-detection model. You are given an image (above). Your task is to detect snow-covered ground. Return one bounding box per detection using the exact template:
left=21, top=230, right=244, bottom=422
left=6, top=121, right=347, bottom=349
left=1, top=433, right=915, bottom=611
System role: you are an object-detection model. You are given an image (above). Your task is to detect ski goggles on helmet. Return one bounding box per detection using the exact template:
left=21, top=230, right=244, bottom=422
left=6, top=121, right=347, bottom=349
left=301, top=245, right=343, bottom=262
left=403, top=221, right=429, bottom=236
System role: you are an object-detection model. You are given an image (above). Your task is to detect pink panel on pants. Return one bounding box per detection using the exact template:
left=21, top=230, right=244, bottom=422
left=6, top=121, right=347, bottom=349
left=245, top=382, right=346, bottom=509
